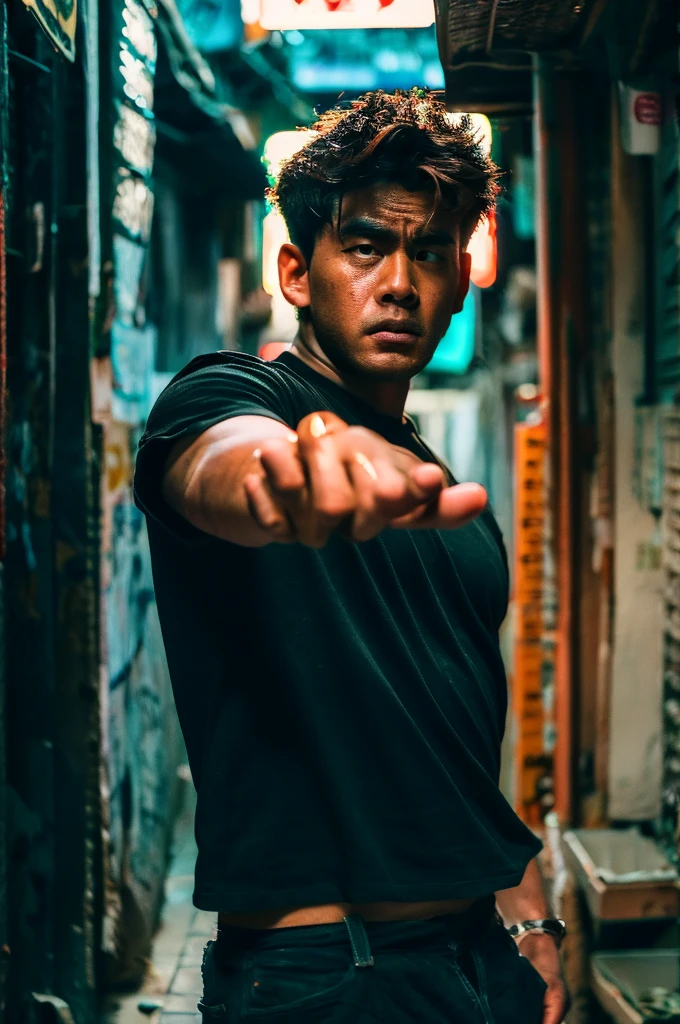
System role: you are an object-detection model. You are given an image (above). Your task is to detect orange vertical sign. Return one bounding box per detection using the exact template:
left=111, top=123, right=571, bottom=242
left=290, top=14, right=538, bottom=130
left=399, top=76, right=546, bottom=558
left=512, top=420, right=550, bottom=825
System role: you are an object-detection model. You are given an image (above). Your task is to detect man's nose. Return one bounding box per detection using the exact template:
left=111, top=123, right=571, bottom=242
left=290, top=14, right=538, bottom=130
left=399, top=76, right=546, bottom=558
left=378, top=252, right=418, bottom=306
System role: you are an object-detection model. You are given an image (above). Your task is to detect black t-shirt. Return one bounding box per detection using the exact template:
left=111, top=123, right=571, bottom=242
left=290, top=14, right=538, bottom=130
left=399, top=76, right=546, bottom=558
left=134, top=350, right=541, bottom=912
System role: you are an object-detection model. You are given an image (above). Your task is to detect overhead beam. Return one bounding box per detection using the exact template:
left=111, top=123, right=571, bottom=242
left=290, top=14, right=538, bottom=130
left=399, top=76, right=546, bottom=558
left=579, top=0, right=615, bottom=47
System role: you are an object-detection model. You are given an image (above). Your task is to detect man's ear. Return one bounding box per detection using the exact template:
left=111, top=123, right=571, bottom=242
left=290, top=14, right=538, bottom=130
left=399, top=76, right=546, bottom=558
left=452, top=250, right=471, bottom=314
left=278, top=243, right=311, bottom=310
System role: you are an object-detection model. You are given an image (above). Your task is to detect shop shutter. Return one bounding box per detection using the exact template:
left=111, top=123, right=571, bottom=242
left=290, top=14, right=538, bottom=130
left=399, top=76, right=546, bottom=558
left=654, top=114, right=680, bottom=403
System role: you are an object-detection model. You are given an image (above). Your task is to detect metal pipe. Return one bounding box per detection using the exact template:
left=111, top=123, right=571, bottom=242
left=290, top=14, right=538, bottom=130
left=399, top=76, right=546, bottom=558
left=641, top=156, right=656, bottom=406
left=7, top=49, right=51, bottom=74
left=532, top=55, right=554, bottom=433
left=533, top=57, right=578, bottom=825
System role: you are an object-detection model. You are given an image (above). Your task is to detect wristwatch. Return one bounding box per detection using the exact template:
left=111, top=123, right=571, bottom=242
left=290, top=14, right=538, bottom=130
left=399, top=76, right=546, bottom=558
left=507, top=919, right=567, bottom=948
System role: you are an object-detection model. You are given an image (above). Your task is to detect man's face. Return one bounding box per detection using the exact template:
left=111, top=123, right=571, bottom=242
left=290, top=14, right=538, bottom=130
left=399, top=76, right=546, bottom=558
left=300, top=182, right=471, bottom=382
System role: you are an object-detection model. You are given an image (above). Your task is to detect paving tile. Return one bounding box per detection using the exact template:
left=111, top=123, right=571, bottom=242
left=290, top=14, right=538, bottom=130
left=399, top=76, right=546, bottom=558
left=180, top=935, right=210, bottom=963
left=105, top=796, right=202, bottom=1024
left=100, top=992, right=150, bottom=1024
left=157, top=897, right=196, bottom=933
left=143, top=961, right=177, bottom=996
left=158, top=993, right=201, bottom=1014
left=147, top=954, right=181, bottom=974
left=188, top=910, right=218, bottom=938
left=170, top=966, right=203, bottom=995
left=153, top=903, right=195, bottom=958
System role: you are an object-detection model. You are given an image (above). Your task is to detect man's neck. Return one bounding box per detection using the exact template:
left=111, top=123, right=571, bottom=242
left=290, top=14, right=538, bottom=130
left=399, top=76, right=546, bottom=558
left=289, top=334, right=410, bottom=420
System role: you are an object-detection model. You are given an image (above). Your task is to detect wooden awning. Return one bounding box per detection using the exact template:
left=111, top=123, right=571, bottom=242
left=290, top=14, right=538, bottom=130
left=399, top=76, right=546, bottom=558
left=433, top=0, right=677, bottom=113
left=434, top=0, right=588, bottom=60
left=433, top=0, right=592, bottom=112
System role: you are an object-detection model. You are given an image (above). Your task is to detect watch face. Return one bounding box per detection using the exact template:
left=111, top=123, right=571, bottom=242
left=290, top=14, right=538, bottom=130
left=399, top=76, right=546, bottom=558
left=510, top=920, right=566, bottom=944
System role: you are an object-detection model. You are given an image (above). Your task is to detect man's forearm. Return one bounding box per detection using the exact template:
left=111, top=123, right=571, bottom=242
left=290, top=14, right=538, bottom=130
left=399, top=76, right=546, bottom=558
left=495, top=858, right=550, bottom=925
left=178, top=438, right=271, bottom=545
left=162, top=416, right=292, bottom=546
left=496, top=857, right=569, bottom=1022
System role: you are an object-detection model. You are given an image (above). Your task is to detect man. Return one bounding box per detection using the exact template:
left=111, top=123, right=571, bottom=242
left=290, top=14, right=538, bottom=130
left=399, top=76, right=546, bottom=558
left=135, top=90, right=569, bottom=1023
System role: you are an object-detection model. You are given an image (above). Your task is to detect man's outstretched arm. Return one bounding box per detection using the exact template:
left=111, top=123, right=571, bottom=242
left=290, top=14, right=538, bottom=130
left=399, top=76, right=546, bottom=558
left=162, top=410, right=487, bottom=548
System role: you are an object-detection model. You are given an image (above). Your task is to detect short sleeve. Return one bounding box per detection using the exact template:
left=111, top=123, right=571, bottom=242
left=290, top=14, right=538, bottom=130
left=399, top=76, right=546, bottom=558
left=134, top=352, right=295, bottom=543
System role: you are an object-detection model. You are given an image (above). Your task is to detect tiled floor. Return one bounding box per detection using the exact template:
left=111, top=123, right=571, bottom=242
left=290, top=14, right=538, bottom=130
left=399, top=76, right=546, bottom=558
left=103, top=783, right=214, bottom=1024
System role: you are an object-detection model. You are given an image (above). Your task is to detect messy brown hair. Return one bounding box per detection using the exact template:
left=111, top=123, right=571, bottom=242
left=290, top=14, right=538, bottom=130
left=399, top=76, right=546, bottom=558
left=268, top=89, right=501, bottom=263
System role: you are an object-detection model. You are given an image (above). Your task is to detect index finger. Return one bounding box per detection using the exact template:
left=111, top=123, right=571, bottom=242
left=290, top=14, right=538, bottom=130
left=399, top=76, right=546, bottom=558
left=407, top=461, right=446, bottom=502
left=391, top=483, right=487, bottom=531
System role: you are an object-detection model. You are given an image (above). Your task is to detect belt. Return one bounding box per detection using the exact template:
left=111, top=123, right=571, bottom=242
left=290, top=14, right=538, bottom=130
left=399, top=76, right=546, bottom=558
left=215, top=895, right=499, bottom=968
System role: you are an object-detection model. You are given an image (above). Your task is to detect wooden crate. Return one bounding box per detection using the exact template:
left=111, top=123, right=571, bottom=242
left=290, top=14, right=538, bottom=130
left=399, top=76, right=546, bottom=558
left=562, top=829, right=680, bottom=922
left=591, top=950, right=680, bottom=1024
left=591, top=960, right=643, bottom=1024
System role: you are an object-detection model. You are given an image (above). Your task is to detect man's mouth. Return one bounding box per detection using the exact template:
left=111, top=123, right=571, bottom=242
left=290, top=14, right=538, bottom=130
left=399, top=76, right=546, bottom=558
left=366, top=321, right=421, bottom=344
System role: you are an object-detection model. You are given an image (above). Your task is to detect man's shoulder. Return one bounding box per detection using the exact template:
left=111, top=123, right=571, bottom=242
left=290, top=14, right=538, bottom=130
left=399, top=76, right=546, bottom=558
left=166, top=350, right=330, bottom=405
left=168, top=350, right=289, bottom=387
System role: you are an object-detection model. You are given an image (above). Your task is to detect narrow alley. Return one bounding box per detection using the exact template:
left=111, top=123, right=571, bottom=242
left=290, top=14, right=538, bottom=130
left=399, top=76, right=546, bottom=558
left=1, top=1, right=679, bottom=1023
left=102, top=781, right=206, bottom=1024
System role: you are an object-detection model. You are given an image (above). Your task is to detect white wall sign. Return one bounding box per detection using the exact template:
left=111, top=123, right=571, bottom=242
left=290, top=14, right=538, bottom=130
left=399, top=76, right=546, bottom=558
left=254, top=0, right=435, bottom=30
left=618, top=83, right=662, bottom=155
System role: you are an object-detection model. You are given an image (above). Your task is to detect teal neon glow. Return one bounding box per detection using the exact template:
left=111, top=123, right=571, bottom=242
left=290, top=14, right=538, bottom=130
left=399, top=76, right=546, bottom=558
left=427, top=287, right=477, bottom=374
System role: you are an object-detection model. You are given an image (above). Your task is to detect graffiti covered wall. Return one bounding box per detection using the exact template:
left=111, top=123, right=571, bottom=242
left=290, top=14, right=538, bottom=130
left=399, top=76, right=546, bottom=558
left=98, top=0, right=184, bottom=985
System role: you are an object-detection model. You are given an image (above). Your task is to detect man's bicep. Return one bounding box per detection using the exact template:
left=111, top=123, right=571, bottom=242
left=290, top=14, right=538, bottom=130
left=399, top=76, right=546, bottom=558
left=134, top=354, right=296, bottom=541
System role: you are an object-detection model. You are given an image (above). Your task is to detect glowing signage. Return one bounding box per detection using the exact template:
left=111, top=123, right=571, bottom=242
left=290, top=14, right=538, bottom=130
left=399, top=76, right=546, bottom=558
left=262, top=208, right=289, bottom=297
left=251, top=0, right=435, bottom=30
left=445, top=112, right=492, bottom=156
left=263, top=130, right=315, bottom=184
left=468, top=209, right=497, bottom=289
left=262, top=131, right=316, bottom=298
left=445, top=114, right=496, bottom=288
left=427, top=287, right=477, bottom=374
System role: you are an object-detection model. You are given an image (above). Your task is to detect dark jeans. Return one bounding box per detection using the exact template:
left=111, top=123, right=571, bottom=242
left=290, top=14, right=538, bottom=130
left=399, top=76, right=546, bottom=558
left=197, top=901, right=548, bottom=1023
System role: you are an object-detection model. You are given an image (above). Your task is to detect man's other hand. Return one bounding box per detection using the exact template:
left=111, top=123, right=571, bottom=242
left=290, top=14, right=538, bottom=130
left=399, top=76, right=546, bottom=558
left=243, top=410, right=487, bottom=548
left=516, top=933, right=570, bottom=1024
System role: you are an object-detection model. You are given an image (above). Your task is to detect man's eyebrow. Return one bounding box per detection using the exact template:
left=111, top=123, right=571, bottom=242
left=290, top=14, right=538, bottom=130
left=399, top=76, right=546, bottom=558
left=413, top=230, right=456, bottom=246
left=338, top=217, right=398, bottom=241
left=338, top=218, right=455, bottom=247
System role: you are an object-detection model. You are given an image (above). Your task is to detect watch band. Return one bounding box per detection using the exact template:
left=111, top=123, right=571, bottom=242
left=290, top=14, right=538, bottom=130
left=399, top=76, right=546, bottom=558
left=507, top=918, right=566, bottom=947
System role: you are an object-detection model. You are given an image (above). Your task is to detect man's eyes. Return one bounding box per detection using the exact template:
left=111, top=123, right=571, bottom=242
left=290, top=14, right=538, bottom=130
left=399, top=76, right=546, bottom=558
left=354, top=243, right=378, bottom=256
left=415, top=250, right=445, bottom=263
left=348, top=244, right=445, bottom=263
